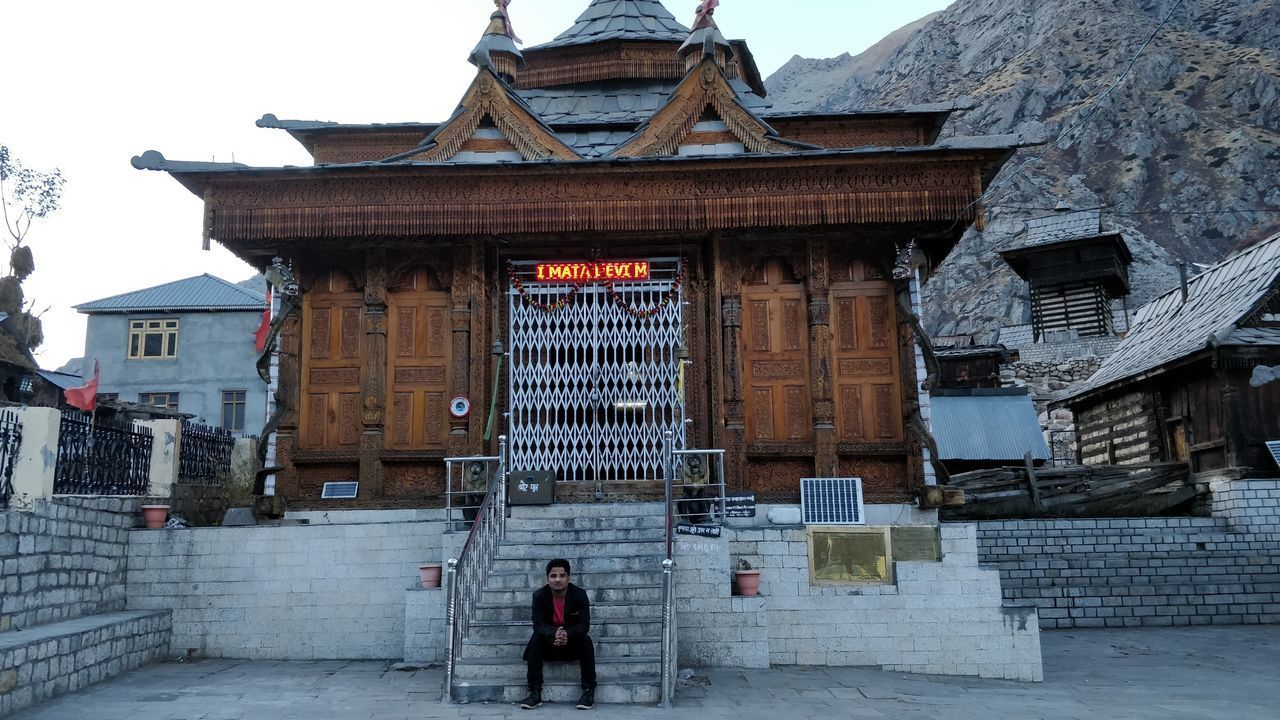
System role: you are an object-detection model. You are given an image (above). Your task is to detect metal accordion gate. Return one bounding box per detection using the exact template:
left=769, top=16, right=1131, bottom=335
left=508, top=258, right=686, bottom=484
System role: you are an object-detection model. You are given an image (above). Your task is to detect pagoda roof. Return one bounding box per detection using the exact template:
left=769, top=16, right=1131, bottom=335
left=532, top=0, right=690, bottom=50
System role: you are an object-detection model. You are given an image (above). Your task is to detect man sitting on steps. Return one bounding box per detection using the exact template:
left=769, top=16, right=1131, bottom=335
left=521, top=558, right=597, bottom=710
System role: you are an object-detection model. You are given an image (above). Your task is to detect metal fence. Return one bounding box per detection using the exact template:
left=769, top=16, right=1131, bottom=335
left=179, top=421, right=235, bottom=484
left=0, top=409, right=23, bottom=508
left=54, top=411, right=153, bottom=496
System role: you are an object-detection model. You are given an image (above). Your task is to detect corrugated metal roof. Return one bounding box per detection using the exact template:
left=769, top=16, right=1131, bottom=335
left=35, top=369, right=84, bottom=390
left=532, top=0, right=690, bottom=50
left=1064, top=232, right=1280, bottom=401
left=932, top=390, right=1050, bottom=462
left=75, top=274, right=266, bottom=314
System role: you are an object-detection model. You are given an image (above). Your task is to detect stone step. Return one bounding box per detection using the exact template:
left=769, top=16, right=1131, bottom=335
left=473, top=603, right=660, bottom=623
left=505, top=515, right=667, bottom=532
left=480, top=585, right=662, bottom=606
left=509, top=502, right=666, bottom=520
left=496, top=540, right=664, bottom=560
left=481, top=570, right=663, bottom=590
left=454, top=656, right=661, bottom=683
left=490, top=555, right=663, bottom=574
left=468, top=619, right=661, bottom=641
left=502, top=528, right=666, bottom=544
left=457, top=636, right=662, bottom=661
left=452, top=678, right=661, bottom=705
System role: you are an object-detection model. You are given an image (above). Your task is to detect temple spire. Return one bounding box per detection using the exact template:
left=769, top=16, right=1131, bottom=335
left=469, top=0, right=524, bottom=78
left=679, top=0, right=731, bottom=68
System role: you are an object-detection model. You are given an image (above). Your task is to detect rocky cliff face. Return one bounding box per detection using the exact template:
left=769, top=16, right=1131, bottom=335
left=767, top=0, right=1280, bottom=339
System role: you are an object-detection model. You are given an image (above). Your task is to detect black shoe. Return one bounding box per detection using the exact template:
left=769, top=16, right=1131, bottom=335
left=519, top=691, right=542, bottom=709
left=576, top=688, right=595, bottom=709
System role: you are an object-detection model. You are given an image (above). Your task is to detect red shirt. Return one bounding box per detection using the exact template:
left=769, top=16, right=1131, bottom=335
left=552, top=596, right=565, bottom=626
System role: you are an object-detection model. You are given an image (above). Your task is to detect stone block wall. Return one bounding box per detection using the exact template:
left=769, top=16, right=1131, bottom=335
left=1211, top=479, right=1280, bottom=533
left=403, top=587, right=446, bottom=665
left=976, top=515, right=1280, bottom=629
left=0, top=497, right=144, bottom=633
left=674, top=521, right=1042, bottom=681
left=126, top=519, right=445, bottom=660
left=0, top=610, right=171, bottom=718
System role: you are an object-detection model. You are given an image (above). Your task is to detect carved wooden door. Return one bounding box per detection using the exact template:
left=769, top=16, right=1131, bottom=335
left=741, top=259, right=812, bottom=445
left=830, top=260, right=902, bottom=444
left=300, top=271, right=363, bottom=451
left=386, top=271, right=451, bottom=451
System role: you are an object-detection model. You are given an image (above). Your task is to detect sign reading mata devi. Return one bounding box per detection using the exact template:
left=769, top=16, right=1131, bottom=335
left=534, top=261, right=651, bottom=283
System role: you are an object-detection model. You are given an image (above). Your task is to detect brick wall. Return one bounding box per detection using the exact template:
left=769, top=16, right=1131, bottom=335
left=675, top=522, right=1043, bottom=682
left=0, top=497, right=144, bottom=633
left=977, top=512, right=1280, bottom=629
left=1211, top=479, right=1280, bottom=533
left=126, top=518, right=446, bottom=660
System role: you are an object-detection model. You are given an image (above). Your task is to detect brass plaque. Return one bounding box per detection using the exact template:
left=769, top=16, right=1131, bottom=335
left=891, top=526, right=942, bottom=563
left=808, top=527, right=892, bottom=585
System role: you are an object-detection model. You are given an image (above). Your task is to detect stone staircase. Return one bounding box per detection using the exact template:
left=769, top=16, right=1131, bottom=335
left=450, top=503, right=668, bottom=705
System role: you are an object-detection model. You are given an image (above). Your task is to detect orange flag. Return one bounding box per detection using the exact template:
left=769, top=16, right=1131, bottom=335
left=254, top=287, right=273, bottom=352
left=65, top=359, right=100, bottom=411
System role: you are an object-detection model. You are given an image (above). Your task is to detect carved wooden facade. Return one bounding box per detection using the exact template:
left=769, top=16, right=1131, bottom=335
left=140, top=1, right=1017, bottom=506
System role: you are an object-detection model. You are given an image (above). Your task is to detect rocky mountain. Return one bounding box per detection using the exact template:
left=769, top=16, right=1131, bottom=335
left=767, top=0, right=1280, bottom=339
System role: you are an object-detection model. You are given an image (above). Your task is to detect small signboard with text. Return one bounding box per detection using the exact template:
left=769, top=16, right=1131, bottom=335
left=724, top=493, right=756, bottom=518
left=508, top=470, right=556, bottom=505
left=676, top=524, right=722, bottom=538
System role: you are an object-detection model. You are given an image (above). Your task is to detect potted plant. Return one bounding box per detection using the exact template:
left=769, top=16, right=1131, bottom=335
left=418, top=563, right=443, bottom=588
left=733, top=558, right=761, bottom=596
left=141, top=505, right=170, bottom=529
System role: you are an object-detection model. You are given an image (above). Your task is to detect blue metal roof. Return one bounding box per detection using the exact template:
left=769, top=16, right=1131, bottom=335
left=931, top=390, right=1050, bottom=462
left=75, top=274, right=266, bottom=314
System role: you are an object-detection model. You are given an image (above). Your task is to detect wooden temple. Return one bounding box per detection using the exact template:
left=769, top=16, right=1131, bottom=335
left=134, top=0, right=1021, bottom=507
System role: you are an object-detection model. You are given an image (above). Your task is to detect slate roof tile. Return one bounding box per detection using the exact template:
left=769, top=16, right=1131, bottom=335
left=1063, top=232, right=1280, bottom=401
left=532, top=0, right=689, bottom=50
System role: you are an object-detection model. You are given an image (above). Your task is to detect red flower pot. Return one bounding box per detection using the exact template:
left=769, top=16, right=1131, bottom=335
left=418, top=564, right=443, bottom=588
left=142, top=505, right=170, bottom=529
left=734, top=570, right=761, bottom=596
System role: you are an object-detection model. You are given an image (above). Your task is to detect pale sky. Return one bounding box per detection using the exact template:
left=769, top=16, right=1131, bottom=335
left=2, top=0, right=953, bottom=372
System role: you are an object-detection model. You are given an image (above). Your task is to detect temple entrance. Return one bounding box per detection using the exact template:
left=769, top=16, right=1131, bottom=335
left=508, top=258, right=686, bottom=484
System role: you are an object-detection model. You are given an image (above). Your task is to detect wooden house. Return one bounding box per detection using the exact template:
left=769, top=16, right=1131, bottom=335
left=133, top=0, right=1022, bottom=506
left=1058, top=232, right=1280, bottom=477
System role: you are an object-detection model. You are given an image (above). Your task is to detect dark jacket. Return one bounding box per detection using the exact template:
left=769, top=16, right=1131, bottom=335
left=530, top=582, right=591, bottom=642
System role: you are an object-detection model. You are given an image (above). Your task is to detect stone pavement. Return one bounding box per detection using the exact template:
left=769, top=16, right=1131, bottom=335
left=10, top=627, right=1279, bottom=719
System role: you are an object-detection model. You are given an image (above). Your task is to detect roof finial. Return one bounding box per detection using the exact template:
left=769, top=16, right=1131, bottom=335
left=494, top=0, right=521, bottom=43
left=693, top=0, right=720, bottom=29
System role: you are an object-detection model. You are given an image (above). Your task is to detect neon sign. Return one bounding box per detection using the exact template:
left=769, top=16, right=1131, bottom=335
left=534, top=260, right=651, bottom=283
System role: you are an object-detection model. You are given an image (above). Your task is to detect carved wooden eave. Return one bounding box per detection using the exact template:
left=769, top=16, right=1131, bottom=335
left=150, top=147, right=1012, bottom=272
left=404, top=69, right=579, bottom=163
left=610, top=57, right=799, bottom=158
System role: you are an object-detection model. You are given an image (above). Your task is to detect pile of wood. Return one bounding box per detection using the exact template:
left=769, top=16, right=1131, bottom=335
left=942, top=459, right=1196, bottom=520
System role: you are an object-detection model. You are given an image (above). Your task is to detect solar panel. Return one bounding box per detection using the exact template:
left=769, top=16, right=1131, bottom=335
left=320, top=481, right=359, bottom=499
left=1266, top=441, right=1280, bottom=469
left=800, top=478, right=865, bottom=525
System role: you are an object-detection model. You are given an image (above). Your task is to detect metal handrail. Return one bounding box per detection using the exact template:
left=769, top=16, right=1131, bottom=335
left=443, top=454, right=501, bottom=531
left=443, top=436, right=509, bottom=704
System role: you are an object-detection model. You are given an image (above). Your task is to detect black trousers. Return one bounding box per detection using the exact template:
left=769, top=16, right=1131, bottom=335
left=524, top=633, right=596, bottom=691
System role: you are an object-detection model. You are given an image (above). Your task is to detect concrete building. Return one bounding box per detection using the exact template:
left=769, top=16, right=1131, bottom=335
left=74, top=274, right=268, bottom=434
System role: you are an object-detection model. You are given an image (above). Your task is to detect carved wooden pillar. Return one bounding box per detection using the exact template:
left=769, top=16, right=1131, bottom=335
left=274, top=311, right=302, bottom=498
left=450, top=241, right=473, bottom=457
left=360, top=250, right=388, bottom=496
left=806, top=238, right=836, bottom=477
left=721, top=295, right=747, bottom=490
